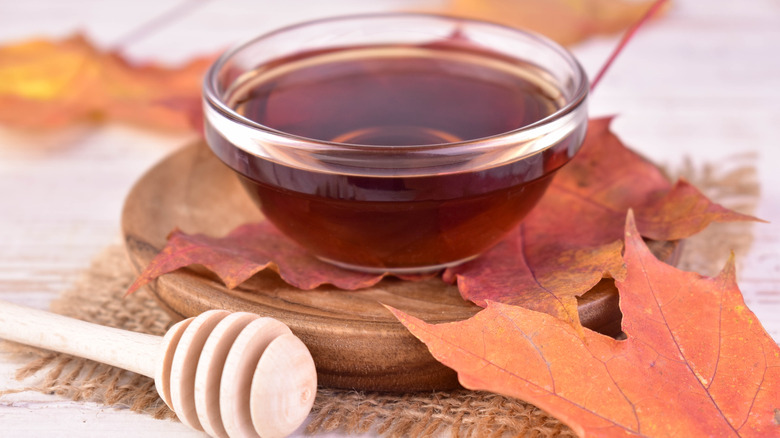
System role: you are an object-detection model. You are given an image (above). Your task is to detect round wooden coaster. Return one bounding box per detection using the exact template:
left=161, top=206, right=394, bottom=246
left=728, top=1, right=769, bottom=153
left=122, top=142, right=678, bottom=392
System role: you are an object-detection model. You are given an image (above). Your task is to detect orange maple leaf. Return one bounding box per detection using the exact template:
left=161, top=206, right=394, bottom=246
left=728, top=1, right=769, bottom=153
left=435, top=0, right=667, bottom=45
left=389, top=211, right=780, bottom=437
left=0, top=34, right=212, bottom=131
left=443, top=118, right=759, bottom=326
left=0, top=1, right=663, bottom=132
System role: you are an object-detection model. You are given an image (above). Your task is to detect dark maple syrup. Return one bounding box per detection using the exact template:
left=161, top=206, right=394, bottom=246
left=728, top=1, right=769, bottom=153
left=206, top=44, right=586, bottom=271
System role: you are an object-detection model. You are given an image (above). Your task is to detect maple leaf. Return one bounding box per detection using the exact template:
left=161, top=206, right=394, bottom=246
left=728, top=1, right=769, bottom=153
left=389, top=212, right=780, bottom=437
left=436, top=0, right=667, bottom=46
left=128, top=119, right=757, bottom=304
left=443, top=118, right=759, bottom=325
left=0, top=34, right=211, bottom=131
left=126, top=222, right=395, bottom=294
left=0, top=0, right=658, bottom=132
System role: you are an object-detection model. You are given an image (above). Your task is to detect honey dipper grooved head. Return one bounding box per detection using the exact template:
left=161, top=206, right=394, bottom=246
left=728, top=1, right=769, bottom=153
left=251, top=333, right=317, bottom=437
left=156, top=310, right=317, bottom=438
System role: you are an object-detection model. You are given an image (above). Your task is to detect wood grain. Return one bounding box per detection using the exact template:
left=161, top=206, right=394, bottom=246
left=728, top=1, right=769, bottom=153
left=0, top=299, right=161, bottom=378
left=121, top=142, right=678, bottom=391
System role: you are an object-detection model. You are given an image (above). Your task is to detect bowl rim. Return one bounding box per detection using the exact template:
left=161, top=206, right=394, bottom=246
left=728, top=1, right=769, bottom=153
left=202, top=12, right=589, bottom=154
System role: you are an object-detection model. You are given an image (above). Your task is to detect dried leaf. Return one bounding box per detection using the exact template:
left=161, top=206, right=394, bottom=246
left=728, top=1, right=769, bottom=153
left=126, top=223, right=393, bottom=294
left=389, top=212, right=780, bottom=437
left=0, top=0, right=657, bottom=131
left=443, top=118, right=759, bottom=324
left=128, top=118, right=757, bottom=300
left=436, top=0, right=666, bottom=45
left=0, top=34, right=211, bottom=131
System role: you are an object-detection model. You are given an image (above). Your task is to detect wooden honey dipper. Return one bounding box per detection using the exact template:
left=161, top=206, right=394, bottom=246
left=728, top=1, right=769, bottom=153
left=0, top=300, right=317, bottom=438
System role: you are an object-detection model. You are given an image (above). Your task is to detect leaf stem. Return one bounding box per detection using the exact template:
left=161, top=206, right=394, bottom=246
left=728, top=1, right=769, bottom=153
left=110, top=0, right=214, bottom=53
left=589, top=0, right=669, bottom=92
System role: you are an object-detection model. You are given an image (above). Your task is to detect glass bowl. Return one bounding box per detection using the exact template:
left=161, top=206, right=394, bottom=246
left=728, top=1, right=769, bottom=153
left=203, top=13, right=588, bottom=273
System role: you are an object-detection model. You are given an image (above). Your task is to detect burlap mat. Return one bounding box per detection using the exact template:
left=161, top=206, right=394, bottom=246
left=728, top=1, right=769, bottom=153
left=0, top=153, right=759, bottom=437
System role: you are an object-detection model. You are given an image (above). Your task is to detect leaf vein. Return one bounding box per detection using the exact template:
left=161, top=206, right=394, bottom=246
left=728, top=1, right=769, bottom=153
left=636, top=250, right=740, bottom=436
left=519, top=225, right=571, bottom=321
left=737, top=342, right=768, bottom=431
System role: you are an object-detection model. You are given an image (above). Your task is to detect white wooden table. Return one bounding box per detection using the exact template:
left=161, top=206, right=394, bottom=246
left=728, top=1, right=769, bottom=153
left=1, top=0, right=779, bottom=436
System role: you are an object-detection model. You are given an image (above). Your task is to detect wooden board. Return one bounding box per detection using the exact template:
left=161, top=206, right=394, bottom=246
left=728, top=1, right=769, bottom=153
left=121, top=142, right=679, bottom=392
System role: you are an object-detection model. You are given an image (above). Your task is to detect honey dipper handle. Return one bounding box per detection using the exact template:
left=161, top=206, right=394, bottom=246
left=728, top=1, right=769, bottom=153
left=0, top=300, right=161, bottom=378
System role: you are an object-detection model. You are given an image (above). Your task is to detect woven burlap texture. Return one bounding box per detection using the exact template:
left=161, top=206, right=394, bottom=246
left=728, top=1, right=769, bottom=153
left=0, top=154, right=759, bottom=437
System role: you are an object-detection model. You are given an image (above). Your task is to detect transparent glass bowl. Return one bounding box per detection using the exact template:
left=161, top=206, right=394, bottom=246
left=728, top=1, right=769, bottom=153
left=203, top=13, right=588, bottom=273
